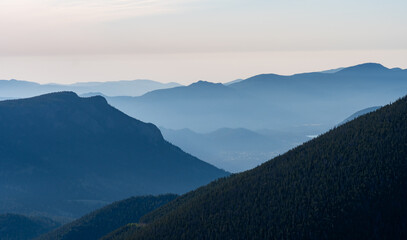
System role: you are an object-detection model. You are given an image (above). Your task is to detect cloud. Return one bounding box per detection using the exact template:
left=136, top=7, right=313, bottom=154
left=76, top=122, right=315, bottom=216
left=0, top=0, right=204, bottom=23
left=0, top=0, right=405, bottom=56
left=52, top=0, right=182, bottom=20
left=0, top=0, right=216, bottom=55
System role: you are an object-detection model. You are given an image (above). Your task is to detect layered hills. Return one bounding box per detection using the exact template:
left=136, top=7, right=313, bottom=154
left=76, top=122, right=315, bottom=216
left=0, top=79, right=180, bottom=98
left=107, top=63, right=407, bottom=132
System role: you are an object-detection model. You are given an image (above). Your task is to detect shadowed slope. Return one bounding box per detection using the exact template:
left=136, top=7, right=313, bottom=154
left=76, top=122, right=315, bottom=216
left=37, top=195, right=177, bottom=240
left=0, top=92, right=228, bottom=218
left=0, top=214, right=60, bottom=240
left=114, top=94, right=407, bottom=239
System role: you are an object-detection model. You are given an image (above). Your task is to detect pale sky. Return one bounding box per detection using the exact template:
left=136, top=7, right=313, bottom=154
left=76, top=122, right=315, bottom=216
left=0, top=0, right=406, bottom=84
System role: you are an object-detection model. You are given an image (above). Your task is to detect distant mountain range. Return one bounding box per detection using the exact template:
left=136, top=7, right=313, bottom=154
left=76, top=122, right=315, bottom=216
left=3, top=63, right=405, bottom=133
left=89, top=63, right=406, bottom=171
left=2, top=63, right=406, bottom=173
left=107, top=90, right=407, bottom=239
left=0, top=79, right=180, bottom=98
left=0, top=92, right=227, bottom=219
left=105, top=63, right=407, bottom=133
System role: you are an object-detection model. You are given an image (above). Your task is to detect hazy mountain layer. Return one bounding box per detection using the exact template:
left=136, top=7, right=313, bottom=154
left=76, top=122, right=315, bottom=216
left=0, top=79, right=180, bottom=98
left=160, top=127, right=312, bottom=172
left=161, top=106, right=381, bottom=173
left=106, top=63, right=407, bottom=132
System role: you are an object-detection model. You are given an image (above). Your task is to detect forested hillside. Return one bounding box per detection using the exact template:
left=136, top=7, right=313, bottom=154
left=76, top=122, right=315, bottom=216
left=37, top=195, right=177, bottom=240
left=112, top=95, right=407, bottom=239
left=0, top=214, right=60, bottom=240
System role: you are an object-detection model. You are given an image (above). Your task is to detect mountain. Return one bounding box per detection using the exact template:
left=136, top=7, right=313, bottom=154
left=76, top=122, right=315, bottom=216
left=109, top=94, right=407, bottom=239
left=107, top=80, right=250, bottom=131
left=0, top=80, right=45, bottom=99
left=224, top=79, right=244, bottom=85
left=37, top=195, right=177, bottom=240
left=0, top=79, right=180, bottom=98
left=0, top=92, right=228, bottom=219
left=79, top=92, right=108, bottom=98
left=140, top=80, right=239, bottom=100
left=3, top=63, right=407, bottom=174
left=97, top=63, right=407, bottom=172
left=334, top=62, right=390, bottom=75
left=0, top=214, right=60, bottom=240
left=105, top=63, right=407, bottom=132
left=319, top=67, right=345, bottom=73
left=68, top=80, right=181, bottom=97
left=339, top=106, right=381, bottom=125
left=160, top=127, right=310, bottom=172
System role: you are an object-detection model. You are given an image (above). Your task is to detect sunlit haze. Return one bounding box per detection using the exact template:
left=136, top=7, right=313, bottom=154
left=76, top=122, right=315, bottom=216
left=0, top=0, right=406, bottom=84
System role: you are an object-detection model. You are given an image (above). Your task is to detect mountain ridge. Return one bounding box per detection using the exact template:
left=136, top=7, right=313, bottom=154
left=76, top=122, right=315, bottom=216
left=105, top=63, right=407, bottom=132
left=0, top=92, right=228, bottom=219
left=0, top=79, right=181, bottom=98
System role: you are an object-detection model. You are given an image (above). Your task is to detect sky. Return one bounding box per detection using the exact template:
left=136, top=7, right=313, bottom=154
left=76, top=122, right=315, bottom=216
left=0, top=0, right=406, bottom=84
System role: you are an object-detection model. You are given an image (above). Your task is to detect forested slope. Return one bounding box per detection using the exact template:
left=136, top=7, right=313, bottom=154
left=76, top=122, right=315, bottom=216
left=0, top=214, right=60, bottom=240
left=115, top=95, right=407, bottom=239
left=37, top=195, right=177, bottom=240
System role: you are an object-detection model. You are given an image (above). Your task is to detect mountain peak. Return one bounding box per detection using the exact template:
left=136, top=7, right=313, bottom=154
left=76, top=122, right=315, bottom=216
left=31, top=91, right=108, bottom=105
left=337, top=63, right=389, bottom=74
left=38, top=91, right=78, bottom=99
left=189, top=80, right=224, bottom=88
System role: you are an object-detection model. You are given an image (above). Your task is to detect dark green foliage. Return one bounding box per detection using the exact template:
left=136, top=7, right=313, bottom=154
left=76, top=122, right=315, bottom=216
left=0, top=214, right=60, bottom=240
left=101, top=223, right=142, bottom=240
left=36, top=195, right=177, bottom=240
left=0, top=92, right=228, bottom=218
left=114, top=95, right=407, bottom=239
